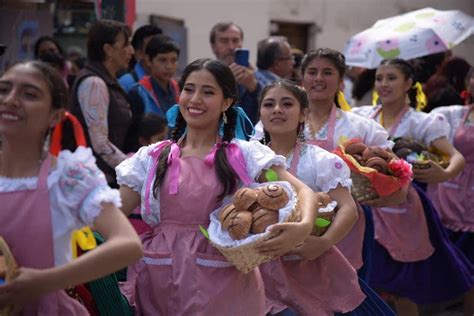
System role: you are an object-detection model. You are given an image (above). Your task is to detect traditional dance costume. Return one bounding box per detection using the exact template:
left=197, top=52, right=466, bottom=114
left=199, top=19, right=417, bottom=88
left=0, top=147, right=121, bottom=314
left=428, top=105, right=474, bottom=264
left=353, top=105, right=473, bottom=303
left=117, top=139, right=285, bottom=315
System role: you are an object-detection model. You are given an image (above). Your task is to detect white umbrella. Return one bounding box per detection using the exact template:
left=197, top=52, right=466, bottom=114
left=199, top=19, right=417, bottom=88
left=343, top=7, right=474, bottom=69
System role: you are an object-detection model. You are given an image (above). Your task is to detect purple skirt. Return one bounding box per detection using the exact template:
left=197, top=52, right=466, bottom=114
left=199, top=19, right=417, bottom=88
left=369, top=183, right=474, bottom=304
left=447, top=229, right=474, bottom=265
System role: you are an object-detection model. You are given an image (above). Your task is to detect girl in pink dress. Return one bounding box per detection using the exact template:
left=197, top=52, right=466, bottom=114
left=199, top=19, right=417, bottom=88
left=117, top=59, right=318, bottom=315
left=0, top=61, right=143, bottom=314
left=256, top=79, right=395, bottom=315
left=353, top=58, right=473, bottom=316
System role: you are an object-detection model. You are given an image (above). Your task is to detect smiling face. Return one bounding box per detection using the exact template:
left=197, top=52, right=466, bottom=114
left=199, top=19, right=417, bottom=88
left=302, top=57, right=341, bottom=104
left=375, top=64, right=412, bottom=106
left=0, top=64, right=62, bottom=139
left=179, top=69, right=232, bottom=131
left=260, top=85, right=305, bottom=138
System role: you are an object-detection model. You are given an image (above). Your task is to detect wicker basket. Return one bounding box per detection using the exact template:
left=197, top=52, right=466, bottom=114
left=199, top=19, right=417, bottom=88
left=0, top=237, right=18, bottom=316
left=350, top=171, right=379, bottom=202
left=208, top=182, right=299, bottom=274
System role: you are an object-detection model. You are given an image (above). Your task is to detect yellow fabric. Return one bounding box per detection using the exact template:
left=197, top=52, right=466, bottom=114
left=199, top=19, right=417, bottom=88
left=372, top=90, right=379, bottom=106
left=71, top=227, right=97, bottom=259
left=414, top=82, right=427, bottom=111
left=337, top=91, right=352, bottom=111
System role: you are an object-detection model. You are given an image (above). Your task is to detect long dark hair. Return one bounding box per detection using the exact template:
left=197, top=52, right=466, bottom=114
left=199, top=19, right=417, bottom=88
left=378, top=58, right=418, bottom=108
left=259, top=80, right=309, bottom=144
left=152, top=58, right=240, bottom=201
left=301, top=48, right=346, bottom=108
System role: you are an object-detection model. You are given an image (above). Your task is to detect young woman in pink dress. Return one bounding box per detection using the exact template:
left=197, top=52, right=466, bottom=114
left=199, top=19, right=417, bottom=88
left=353, top=58, right=473, bottom=316
left=256, top=79, right=395, bottom=315
left=117, top=59, right=318, bottom=315
left=0, top=61, right=143, bottom=314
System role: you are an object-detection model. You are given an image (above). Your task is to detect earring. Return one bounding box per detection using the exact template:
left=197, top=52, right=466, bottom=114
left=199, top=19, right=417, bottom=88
left=222, top=111, right=227, bottom=124
left=42, top=129, right=52, bottom=160
left=405, top=93, right=410, bottom=105
left=297, top=122, right=305, bottom=143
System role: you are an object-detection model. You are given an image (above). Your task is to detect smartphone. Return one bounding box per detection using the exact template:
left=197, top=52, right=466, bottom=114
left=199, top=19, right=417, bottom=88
left=234, top=48, right=249, bottom=67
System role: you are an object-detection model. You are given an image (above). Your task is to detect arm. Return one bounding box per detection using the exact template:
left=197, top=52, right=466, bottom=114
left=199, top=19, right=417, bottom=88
left=256, top=166, right=317, bottom=258
left=119, top=185, right=141, bottom=216
left=0, top=202, right=143, bottom=307
left=413, top=136, right=465, bottom=183
left=293, top=186, right=358, bottom=260
left=78, top=77, right=128, bottom=168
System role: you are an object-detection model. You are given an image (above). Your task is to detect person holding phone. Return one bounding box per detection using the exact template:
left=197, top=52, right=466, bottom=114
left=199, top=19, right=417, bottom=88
left=255, top=36, right=295, bottom=88
left=209, top=22, right=261, bottom=127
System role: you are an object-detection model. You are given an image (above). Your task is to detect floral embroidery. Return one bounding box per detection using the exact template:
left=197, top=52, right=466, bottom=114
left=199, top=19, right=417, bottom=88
left=335, top=161, right=343, bottom=169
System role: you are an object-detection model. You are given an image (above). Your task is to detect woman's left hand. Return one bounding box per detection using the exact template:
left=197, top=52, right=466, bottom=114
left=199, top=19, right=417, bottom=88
left=255, top=221, right=312, bottom=258
left=413, top=160, right=448, bottom=183
left=363, top=184, right=409, bottom=207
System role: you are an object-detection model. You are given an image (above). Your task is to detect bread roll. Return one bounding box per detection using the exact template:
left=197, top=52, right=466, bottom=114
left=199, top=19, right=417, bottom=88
left=219, top=203, right=238, bottom=225
left=251, top=207, right=279, bottom=234
left=366, top=157, right=388, bottom=173
left=345, top=142, right=367, bottom=155
left=257, top=184, right=289, bottom=210
left=233, top=187, right=258, bottom=212
left=226, top=211, right=253, bottom=240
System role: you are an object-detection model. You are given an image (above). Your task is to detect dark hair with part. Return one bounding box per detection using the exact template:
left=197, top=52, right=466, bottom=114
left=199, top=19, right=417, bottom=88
left=34, top=36, right=64, bottom=59
left=259, top=80, right=309, bottom=144
left=153, top=59, right=240, bottom=201
left=378, top=58, right=417, bottom=108
left=209, top=22, right=243, bottom=44
left=145, top=34, right=180, bottom=60
left=87, top=19, right=131, bottom=62
left=131, top=24, right=162, bottom=51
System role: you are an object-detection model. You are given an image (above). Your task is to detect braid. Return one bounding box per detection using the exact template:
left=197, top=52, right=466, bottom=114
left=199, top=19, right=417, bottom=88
left=152, top=111, right=187, bottom=198
left=215, top=107, right=239, bottom=201
left=407, top=86, right=418, bottom=109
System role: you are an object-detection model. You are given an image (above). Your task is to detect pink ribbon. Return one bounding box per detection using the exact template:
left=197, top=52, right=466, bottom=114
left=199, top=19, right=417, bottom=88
left=145, top=141, right=181, bottom=216
left=204, top=142, right=252, bottom=186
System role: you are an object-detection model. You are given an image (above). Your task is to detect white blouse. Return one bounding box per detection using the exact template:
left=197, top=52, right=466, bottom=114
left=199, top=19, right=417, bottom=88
left=431, top=105, right=471, bottom=143
left=353, top=105, right=450, bottom=145
left=0, top=147, right=121, bottom=266
left=287, top=143, right=352, bottom=192
left=116, top=139, right=286, bottom=226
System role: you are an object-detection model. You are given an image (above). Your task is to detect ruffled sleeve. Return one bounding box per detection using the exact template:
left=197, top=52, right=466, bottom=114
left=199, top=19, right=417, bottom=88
left=309, top=145, right=352, bottom=192
left=49, top=147, right=121, bottom=227
left=416, top=111, right=450, bottom=146
left=234, top=139, right=286, bottom=181
left=116, top=144, right=154, bottom=193
left=431, top=105, right=465, bottom=143
left=346, top=110, right=393, bottom=149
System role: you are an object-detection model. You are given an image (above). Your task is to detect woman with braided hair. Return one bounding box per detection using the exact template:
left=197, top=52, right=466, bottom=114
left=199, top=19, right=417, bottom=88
left=116, top=58, right=318, bottom=315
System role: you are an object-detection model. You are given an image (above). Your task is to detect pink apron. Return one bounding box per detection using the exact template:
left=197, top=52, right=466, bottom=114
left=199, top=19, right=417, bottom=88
left=121, top=142, right=265, bottom=315
left=0, top=157, right=88, bottom=315
left=306, top=105, right=365, bottom=270
left=260, top=143, right=365, bottom=315
left=370, top=106, right=434, bottom=262
left=428, top=105, right=474, bottom=232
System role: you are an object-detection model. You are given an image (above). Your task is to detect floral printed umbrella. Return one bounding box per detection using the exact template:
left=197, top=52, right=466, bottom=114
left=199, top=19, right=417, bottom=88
left=343, top=7, right=474, bottom=69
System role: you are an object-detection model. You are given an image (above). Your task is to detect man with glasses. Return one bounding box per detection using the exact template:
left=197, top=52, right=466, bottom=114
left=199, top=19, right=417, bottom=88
left=209, top=22, right=261, bottom=127
left=255, top=36, right=295, bottom=87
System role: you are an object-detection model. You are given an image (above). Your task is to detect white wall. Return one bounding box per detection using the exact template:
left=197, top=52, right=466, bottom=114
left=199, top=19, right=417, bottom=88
left=136, top=0, right=474, bottom=66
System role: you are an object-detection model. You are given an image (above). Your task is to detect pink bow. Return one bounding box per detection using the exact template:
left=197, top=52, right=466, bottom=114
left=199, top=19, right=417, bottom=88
left=204, top=142, right=252, bottom=186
